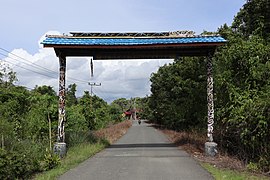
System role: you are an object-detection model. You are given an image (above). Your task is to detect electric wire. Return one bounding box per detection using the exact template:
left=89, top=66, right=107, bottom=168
left=0, top=47, right=90, bottom=84
left=0, top=48, right=88, bottom=84
left=0, top=47, right=110, bottom=100
left=0, top=47, right=90, bottom=83
left=0, top=47, right=56, bottom=74
left=0, top=53, right=58, bottom=79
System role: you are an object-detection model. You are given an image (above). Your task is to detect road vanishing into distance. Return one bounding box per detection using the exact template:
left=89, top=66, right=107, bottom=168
left=59, top=120, right=213, bottom=180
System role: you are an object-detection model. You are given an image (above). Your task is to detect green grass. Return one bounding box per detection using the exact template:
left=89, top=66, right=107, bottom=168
left=33, top=141, right=108, bottom=180
left=202, top=163, right=270, bottom=180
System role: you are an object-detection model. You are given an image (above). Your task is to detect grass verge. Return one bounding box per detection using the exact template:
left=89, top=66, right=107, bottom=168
left=201, top=163, right=270, bottom=180
left=33, top=120, right=132, bottom=180
left=152, top=124, right=270, bottom=180
left=34, top=141, right=107, bottom=180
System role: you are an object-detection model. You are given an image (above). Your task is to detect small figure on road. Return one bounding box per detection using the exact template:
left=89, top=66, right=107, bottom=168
left=138, top=119, right=141, bottom=125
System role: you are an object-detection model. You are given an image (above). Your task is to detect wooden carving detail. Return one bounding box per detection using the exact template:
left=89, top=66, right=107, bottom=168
left=207, top=55, right=214, bottom=142
left=58, top=55, right=66, bottom=142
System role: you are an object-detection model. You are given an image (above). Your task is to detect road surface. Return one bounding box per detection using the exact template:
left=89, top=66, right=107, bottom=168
left=59, top=120, right=213, bottom=180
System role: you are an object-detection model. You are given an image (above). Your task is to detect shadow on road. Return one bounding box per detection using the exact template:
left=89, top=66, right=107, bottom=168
left=108, top=143, right=176, bottom=149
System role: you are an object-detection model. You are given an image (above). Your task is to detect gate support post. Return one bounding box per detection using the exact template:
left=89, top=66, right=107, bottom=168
left=205, top=54, right=217, bottom=156
left=53, top=54, right=67, bottom=158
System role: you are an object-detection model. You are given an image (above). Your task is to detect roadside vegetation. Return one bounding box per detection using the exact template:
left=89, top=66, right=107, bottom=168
left=202, top=163, right=270, bottom=180
left=145, top=0, right=270, bottom=176
left=0, top=65, right=133, bottom=179
left=1, top=0, right=269, bottom=179
left=156, top=127, right=270, bottom=179
left=34, top=120, right=131, bottom=180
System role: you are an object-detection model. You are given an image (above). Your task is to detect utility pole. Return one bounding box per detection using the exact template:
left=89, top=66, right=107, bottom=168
left=88, top=82, right=101, bottom=96
left=88, top=82, right=101, bottom=109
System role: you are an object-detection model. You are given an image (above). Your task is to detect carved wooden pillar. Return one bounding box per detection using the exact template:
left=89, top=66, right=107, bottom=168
left=207, top=55, right=214, bottom=142
left=57, top=54, right=66, bottom=143
left=205, top=54, right=217, bottom=156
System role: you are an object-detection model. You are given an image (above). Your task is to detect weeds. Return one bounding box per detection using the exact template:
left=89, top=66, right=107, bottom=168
left=156, top=125, right=270, bottom=179
left=34, top=120, right=132, bottom=179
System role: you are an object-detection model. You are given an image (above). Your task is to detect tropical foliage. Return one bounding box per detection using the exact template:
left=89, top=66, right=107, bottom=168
left=1, top=0, right=269, bottom=176
left=149, top=57, right=207, bottom=130
left=147, top=0, right=270, bottom=173
left=0, top=63, right=125, bottom=179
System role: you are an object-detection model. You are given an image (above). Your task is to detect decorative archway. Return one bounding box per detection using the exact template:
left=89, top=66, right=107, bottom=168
left=42, top=31, right=226, bottom=157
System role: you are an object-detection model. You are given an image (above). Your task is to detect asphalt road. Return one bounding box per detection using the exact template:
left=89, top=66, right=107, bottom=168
left=59, top=120, right=213, bottom=180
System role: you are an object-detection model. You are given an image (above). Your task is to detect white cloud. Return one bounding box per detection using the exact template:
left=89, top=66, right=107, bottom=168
left=4, top=33, right=173, bottom=102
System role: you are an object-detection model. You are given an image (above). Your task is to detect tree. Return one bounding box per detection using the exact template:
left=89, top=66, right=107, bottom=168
left=149, top=57, right=207, bottom=130
left=136, top=96, right=152, bottom=120
left=66, top=83, right=78, bottom=107
left=32, top=85, right=56, bottom=96
left=232, top=0, right=270, bottom=41
left=0, top=75, right=30, bottom=143
left=79, top=91, right=95, bottom=129
left=0, top=87, right=29, bottom=147
left=25, top=88, right=58, bottom=141
left=91, top=95, right=107, bottom=109
left=108, top=103, right=123, bottom=122
left=0, top=62, right=17, bottom=88
left=79, top=91, right=110, bottom=130
left=214, top=31, right=270, bottom=169
left=111, top=98, right=130, bottom=112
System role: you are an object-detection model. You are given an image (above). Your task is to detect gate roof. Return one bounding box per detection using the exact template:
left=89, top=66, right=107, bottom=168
left=41, top=31, right=226, bottom=59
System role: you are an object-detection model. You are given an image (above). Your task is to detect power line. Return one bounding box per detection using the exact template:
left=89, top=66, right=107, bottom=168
left=0, top=54, right=58, bottom=79
left=0, top=47, right=90, bottom=83
left=0, top=47, right=56, bottom=74
left=0, top=51, right=103, bottom=97
left=0, top=47, right=90, bottom=84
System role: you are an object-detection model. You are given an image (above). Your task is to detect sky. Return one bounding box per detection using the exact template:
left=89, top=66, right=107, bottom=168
left=0, top=0, right=245, bottom=102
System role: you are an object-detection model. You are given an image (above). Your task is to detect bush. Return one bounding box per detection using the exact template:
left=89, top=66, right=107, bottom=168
left=0, top=148, right=12, bottom=180
left=0, top=148, right=40, bottom=179
left=214, top=34, right=270, bottom=173
left=42, top=152, right=61, bottom=171
left=0, top=137, right=54, bottom=179
left=65, top=131, right=98, bottom=147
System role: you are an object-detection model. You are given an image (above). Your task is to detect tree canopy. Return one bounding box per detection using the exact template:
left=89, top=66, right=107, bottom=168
left=147, top=0, right=270, bottom=173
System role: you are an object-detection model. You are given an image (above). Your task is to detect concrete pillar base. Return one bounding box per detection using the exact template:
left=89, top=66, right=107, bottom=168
left=205, top=142, right=217, bottom=157
left=53, top=142, right=66, bottom=158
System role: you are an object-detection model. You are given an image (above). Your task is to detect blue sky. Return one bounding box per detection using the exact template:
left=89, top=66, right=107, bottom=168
left=0, top=0, right=245, bottom=102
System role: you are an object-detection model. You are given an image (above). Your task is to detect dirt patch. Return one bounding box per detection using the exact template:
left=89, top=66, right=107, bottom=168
left=94, top=120, right=132, bottom=144
left=152, top=124, right=246, bottom=171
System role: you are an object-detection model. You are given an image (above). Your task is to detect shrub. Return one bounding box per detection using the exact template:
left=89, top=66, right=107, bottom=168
left=0, top=148, right=40, bottom=179
left=42, top=152, right=61, bottom=171
left=65, top=131, right=98, bottom=147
